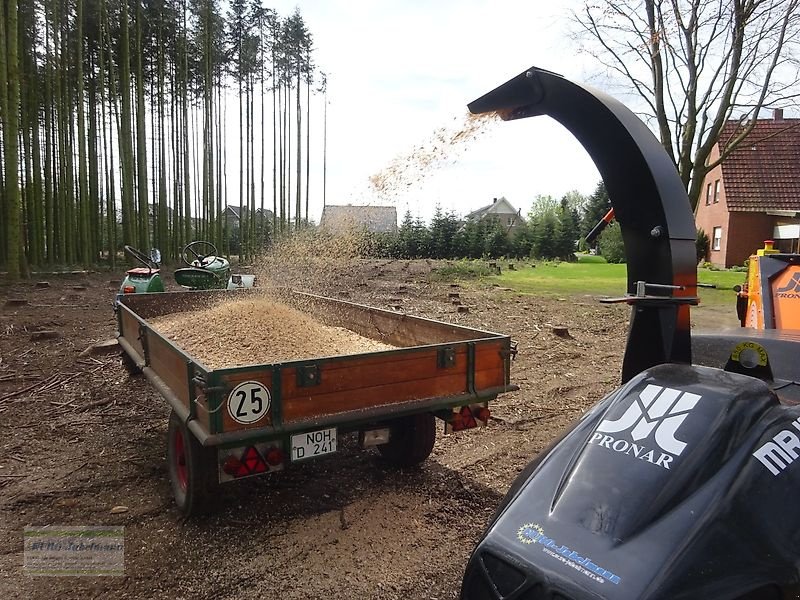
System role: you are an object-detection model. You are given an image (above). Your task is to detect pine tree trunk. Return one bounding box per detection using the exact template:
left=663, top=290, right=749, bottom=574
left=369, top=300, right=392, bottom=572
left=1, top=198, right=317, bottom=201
left=3, top=0, right=22, bottom=278
left=135, top=0, right=149, bottom=251
left=295, top=67, right=301, bottom=228
left=119, top=0, right=136, bottom=246
left=77, top=0, right=91, bottom=266
left=305, top=64, right=310, bottom=224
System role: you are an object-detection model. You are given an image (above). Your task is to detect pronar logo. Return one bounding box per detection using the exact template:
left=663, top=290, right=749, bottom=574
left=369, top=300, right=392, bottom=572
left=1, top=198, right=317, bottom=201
left=776, top=272, right=800, bottom=298
left=752, top=417, right=800, bottom=476
left=516, top=523, right=621, bottom=586
left=588, top=384, right=701, bottom=469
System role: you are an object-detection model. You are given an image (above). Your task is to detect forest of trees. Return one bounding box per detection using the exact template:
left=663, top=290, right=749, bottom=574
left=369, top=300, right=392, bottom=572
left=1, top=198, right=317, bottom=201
left=0, top=0, right=324, bottom=279
left=353, top=184, right=616, bottom=263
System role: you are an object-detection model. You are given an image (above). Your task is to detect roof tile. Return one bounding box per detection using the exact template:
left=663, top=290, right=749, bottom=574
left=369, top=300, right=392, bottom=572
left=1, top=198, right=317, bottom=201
left=718, top=118, right=800, bottom=212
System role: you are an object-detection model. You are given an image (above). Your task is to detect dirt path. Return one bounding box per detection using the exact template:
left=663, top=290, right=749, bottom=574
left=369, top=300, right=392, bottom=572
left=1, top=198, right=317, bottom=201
left=0, top=261, right=680, bottom=599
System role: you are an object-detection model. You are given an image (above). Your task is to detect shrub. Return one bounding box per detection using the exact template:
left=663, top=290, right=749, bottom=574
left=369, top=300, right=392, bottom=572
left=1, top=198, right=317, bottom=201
left=430, top=260, right=493, bottom=280
left=696, top=228, right=710, bottom=263
left=598, top=222, right=626, bottom=263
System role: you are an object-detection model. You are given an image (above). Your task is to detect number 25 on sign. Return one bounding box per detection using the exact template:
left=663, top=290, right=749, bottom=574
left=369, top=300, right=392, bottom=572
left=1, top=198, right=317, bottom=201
left=227, top=381, right=271, bottom=425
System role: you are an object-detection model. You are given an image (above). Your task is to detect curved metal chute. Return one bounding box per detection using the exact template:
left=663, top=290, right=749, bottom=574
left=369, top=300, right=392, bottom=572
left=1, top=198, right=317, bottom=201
left=468, top=66, right=698, bottom=381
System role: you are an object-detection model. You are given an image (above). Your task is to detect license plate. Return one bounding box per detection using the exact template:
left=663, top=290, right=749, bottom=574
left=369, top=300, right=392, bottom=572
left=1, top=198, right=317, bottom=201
left=290, top=428, right=337, bottom=462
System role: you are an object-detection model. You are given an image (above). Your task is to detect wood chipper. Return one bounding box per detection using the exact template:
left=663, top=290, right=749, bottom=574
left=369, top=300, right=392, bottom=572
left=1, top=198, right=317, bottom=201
left=736, top=240, right=800, bottom=330
left=460, top=66, right=800, bottom=600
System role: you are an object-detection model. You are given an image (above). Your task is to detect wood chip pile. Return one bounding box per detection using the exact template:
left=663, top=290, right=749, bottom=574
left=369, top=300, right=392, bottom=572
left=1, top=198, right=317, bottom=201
left=150, top=297, right=395, bottom=369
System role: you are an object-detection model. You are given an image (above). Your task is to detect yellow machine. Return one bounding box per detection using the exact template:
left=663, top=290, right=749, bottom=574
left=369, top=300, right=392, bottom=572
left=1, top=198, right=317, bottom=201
left=736, top=240, right=800, bottom=330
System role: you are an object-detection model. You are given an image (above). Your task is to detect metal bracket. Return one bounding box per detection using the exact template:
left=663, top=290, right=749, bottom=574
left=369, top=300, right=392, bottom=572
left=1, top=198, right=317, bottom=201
left=138, top=323, right=150, bottom=366
left=437, top=347, right=457, bottom=369
left=192, top=375, right=226, bottom=394
left=600, top=281, right=699, bottom=306
left=500, top=341, right=519, bottom=361
left=297, top=364, right=321, bottom=387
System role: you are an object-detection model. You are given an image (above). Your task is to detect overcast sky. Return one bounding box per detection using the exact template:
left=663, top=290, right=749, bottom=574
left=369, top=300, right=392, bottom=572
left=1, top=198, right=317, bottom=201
left=263, top=0, right=604, bottom=223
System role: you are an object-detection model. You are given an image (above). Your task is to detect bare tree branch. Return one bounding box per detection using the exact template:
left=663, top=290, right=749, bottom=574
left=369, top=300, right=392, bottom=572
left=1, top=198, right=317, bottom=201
left=573, top=0, right=800, bottom=209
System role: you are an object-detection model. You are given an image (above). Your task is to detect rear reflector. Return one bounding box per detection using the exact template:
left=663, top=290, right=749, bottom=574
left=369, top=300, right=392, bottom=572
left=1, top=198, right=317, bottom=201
left=265, top=447, right=284, bottom=466
left=222, top=455, right=242, bottom=476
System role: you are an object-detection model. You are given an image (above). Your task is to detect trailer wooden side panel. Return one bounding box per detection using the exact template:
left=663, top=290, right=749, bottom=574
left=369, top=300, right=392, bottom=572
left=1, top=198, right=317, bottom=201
left=474, top=341, right=509, bottom=390
left=146, top=331, right=191, bottom=407
left=217, top=369, right=276, bottom=433
left=119, top=307, right=144, bottom=358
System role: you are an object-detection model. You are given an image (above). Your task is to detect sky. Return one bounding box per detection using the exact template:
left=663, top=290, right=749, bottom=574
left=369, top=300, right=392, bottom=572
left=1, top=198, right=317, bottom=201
left=261, top=0, right=604, bottom=224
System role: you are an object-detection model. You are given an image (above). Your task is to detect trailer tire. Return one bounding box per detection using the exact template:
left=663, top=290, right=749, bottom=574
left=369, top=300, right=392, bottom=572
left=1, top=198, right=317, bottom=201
left=167, top=410, right=218, bottom=516
left=378, top=413, right=436, bottom=467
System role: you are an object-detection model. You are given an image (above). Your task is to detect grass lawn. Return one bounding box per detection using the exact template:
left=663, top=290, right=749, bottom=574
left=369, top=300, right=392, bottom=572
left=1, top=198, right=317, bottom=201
left=487, top=260, right=745, bottom=306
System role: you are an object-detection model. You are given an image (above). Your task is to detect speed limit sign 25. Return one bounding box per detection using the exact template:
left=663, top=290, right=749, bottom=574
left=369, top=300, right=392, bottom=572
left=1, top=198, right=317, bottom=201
left=227, top=381, right=271, bottom=425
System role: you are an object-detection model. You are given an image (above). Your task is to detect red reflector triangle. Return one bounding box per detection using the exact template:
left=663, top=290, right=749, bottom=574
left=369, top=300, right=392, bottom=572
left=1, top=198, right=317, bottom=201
left=235, top=464, right=250, bottom=477
left=245, top=457, right=259, bottom=471
left=252, top=460, right=267, bottom=474
left=460, top=407, right=477, bottom=428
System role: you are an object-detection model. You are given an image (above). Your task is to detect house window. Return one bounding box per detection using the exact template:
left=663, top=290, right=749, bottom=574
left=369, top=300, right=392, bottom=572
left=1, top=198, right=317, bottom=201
left=713, top=179, right=720, bottom=203
left=706, top=183, right=712, bottom=205
left=712, top=226, right=722, bottom=251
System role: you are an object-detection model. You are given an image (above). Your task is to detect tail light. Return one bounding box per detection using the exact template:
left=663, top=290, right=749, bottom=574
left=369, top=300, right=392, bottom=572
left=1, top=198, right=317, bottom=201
left=219, top=444, right=283, bottom=482
left=222, top=455, right=242, bottom=476
left=122, top=286, right=136, bottom=294
left=448, top=404, right=490, bottom=433
left=265, top=447, right=284, bottom=466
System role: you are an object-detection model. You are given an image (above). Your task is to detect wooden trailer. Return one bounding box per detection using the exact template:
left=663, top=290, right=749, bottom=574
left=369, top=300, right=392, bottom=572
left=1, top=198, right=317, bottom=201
left=116, top=289, right=517, bottom=515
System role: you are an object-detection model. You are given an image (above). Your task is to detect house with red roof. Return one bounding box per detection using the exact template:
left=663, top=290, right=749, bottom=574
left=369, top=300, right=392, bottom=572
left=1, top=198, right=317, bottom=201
left=695, top=109, right=800, bottom=267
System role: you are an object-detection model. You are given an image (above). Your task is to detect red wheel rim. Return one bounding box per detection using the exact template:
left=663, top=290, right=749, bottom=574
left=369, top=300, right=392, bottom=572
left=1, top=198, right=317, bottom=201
left=174, top=428, right=188, bottom=491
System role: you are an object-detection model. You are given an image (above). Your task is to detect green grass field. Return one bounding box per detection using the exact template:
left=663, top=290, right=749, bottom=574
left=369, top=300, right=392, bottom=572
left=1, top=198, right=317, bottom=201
left=484, top=260, right=745, bottom=306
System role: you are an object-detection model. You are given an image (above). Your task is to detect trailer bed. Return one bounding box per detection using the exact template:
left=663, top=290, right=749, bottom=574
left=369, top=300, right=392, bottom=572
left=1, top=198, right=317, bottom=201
left=117, top=289, right=516, bottom=447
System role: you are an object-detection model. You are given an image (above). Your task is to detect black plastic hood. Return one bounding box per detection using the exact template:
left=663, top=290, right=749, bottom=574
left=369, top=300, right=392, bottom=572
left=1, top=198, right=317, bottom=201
left=462, top=364, right=800, bottom=600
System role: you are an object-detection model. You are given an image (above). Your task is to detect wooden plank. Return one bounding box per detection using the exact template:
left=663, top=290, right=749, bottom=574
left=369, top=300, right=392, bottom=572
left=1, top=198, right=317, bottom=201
left=474, top=341, right=509, bottom=390
left=147, top=332, right=190, bottom=406
left=119, top=309, right=144, bottom=358
left=475, top=367, right=507, bottom=390
left=281, top=348, right=467, bottom=400
left=286, top=292, right=499, bottom=347
left=281, top=372, right=469, bottom=422
left=218, top=370, right=275, bottom=433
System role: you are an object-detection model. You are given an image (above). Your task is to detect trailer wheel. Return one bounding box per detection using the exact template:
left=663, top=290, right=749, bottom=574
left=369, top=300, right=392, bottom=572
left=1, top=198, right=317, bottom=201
left=378, top=413, right=436, bottom=467
left=167, top=410, right=218, bottom=516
